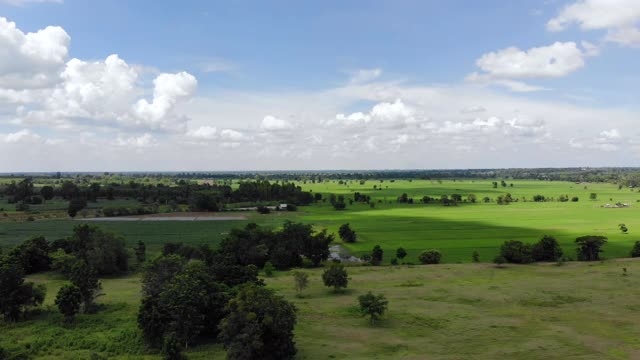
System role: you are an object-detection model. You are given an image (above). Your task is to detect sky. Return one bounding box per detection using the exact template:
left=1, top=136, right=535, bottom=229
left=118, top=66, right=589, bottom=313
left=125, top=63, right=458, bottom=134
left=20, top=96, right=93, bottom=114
left=0, top=0, right=639, bottom=171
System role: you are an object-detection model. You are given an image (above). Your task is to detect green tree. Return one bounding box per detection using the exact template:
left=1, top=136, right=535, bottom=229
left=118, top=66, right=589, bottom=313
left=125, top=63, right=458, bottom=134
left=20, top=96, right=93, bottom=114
left=472, top=251, right=480, bottom=263
left=371, top=245, right=383, bottom=265
left=500, top=240, right=533, bottom=264
left=396, top=247, right=407, bottom=262
left=338, top=223, right=357, bottom=243
left=69, top=261, right=102, bottom=313
left=40, top=186, right=54, bottom=201
left=322, top=262, right=348, bottom=292
left=493, top=255, right=506, bottom=268
left=67, top=197, right=87, bottom=218
left=219, top=285, right=297, bottom=360
left=293, top=271, right=309, bottom=297
left=589, top=193, right=597, bottom=200
left=358, top=291, right=388, bottom=324
left=532, top=235, right=563, bottom=262
left=418, top=249, right=442, bottom=264
left=8, top=236, right=51, bottom=274
left=263, top=261, right=275, bottom=277
left=575, top=236, right=607, bottom=261
left=0, top=257, right=46, bottom=322
left=630, top=241, right=640, bottom=257
left=135, top=241, right=146, bottom=264
left=619, top=223, right=629, bottom=234
left=55, top=284, right=82, bottom=323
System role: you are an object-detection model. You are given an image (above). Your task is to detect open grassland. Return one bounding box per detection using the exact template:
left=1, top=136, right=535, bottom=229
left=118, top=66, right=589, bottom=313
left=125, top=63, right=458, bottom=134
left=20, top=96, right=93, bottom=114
left=3, top=260, right=640, bottom=359
left=294, top=179, right=640, bottom=262
left=2, top=179, right=640, bottom=263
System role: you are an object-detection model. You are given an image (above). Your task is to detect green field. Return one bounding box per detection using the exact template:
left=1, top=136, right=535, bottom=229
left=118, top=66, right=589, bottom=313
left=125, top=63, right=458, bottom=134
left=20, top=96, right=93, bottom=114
left=3, top=260, right=640, bottom=359
left=293, top=179, right=640, bottom=262
left=2, top=179, right=639, bottom=263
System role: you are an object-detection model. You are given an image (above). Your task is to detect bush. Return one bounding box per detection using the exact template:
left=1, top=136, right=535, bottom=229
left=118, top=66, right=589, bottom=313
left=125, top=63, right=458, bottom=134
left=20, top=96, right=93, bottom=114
left=493, top=255, right=506, bottom=267
left=370, top=245, right=383, bottom=265
left=575, top=236, right=608, bottom=261
left=338, top=223, right=357, bottom=243
left=322, top=262, right=348, bottom=292
left=571, top=196, right=579, bottom=202
left=472, top=251, right=479, bottom=263
left=257, top=206, right=271, bottom=214
left=499, top=240, right=533, bottom=264
left=219, top=285, right=297, bottom=360
left=55, top=284, right=82, bottom=323
left=631, top=241, right=640, bottom=257
left=532, top=235, right=563, bottom=262
left=418, top=249, right=441, bottom=264
left=264, top=261, right=275, bottom=277
left=358, top=292, right=388, bottom=324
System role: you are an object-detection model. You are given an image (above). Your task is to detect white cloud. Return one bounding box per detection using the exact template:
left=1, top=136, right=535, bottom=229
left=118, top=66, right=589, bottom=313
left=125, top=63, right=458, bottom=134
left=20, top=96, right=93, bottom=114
left=0, top=17, right=70, bottom=89
left=220, top=129, right=246, bottom=141
left=116, top=133, right=155, bottom=148
left=547, top=0, right=640, bottom=47
left=600, top=128, right=621, bottom=139
left=260, top=115, right=293, bottom=130
left=186, top=126, right=217, bottom=139
left=133, top=72, right=197, bottom=130
left=472, top=42, right=587, bottom=79
left=334, top=99, right=416, bottom=128
left=349, top=68, right=382, bottom=84
left=2, top=128, right=41, bottom=143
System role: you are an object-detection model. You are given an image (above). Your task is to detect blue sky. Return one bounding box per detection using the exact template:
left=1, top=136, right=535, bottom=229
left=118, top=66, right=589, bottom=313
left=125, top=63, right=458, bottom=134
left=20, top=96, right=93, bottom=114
left=0, top=0, right=639, bottom=171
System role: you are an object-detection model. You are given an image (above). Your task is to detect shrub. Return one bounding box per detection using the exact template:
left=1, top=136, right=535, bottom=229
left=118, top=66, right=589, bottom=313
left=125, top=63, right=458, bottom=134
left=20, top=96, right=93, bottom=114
left=358, top=292, right=388, bottom=324
left=493, top=255, right=506, bottom=267
left=532, top=235, right=563, bottom=262
left=257, top=206, right=271, bottom=214
left=575, top=236, right=607, bottom=261
left=338, top=223, right=357, bottom=243
left=322, top=262, right=348, bottom=292
left=264, top=261, right=275, bottom=277
left=55, top=284, right=82, bottom=323
left=418, top=249, right=441, bottom=264
left=472, top=251, right=480, bottom=263
left=293, top=271, right=309, bottom=296
left=631, top=241, right=640, bottom=257
left=500, top=240, right=533, bottom=264
left=396, top=247, right=407, bottom=261
left=371, top=245, right=383, bottom=265
left=390, top=258, right=398, bottom=265
left=219, top=285, right=297, bottom=360
left=571, top=197, right=579, bottom=202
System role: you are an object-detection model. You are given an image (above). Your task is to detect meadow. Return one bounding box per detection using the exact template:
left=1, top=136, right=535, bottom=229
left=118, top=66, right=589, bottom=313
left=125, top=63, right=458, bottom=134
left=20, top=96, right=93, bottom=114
left=2, top=179, right=640, bottom=263
left=293, top=179, right=640, bottom=263
left=3, top=260, right=640, bottom=359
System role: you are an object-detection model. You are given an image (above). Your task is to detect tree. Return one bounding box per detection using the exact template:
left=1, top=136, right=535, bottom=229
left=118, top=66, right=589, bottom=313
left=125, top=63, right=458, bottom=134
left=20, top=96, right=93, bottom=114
left=301, top=229, right=333, bottom=267
left=467, top=194, right=477, bottom=203
left=69, top=261, right=102, bottom=313
left=472, top=251, right=480, bottom=263
left=66, top=224, right=128, bottom=275
left=264, top=261, right=275, bottom=277
left=40, top=186, right=54, bottom=201
left=0, top=257, right=46, bottom=322
left=371, top=245, right=383, bottom=265
left=219, top=285, right=297, bottom=360
left=499, top=240, right=533, bottom=264
left=322, top=262, right=348, bottom=292
left=575, top=236, right=607, bottom=261
left=418, top=249, right=441, bottom=264
left=630, top=241, right=640, bottom=257
left=67, top=197, right=87, bottom=218
left=55, top=284, right=82, bottom=323
left=619, top=223, right=628, bottom=234
left=358, top=292, right=388, bottom=324
left=396, top=247, right=407, bottom=262
left=293, top=271, right=309, bottom=297
left=493, top=255, right=506, bottom=268
left=135, top=241, right=146, bottom=264
left=338, top=223, right=357, bottom=243
left=8, top=236, right=51, bottom=274
left=532, top=235, right=563, bottom=262
left=589, top=193, right=597, bottom=200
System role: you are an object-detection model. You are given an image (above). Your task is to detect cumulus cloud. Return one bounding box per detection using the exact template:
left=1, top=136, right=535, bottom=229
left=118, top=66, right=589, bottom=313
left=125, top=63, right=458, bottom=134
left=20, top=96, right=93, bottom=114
left=0, top=17, right=70, bottom=89
left=133, top=72, right=197, bottom=130
left=547, top=0, right=640, bottom=47
left=186, top=125, right=217, bottom=140
left=260, top=115, right=293, bottom=130
left=334, top=99, right=417, bottom=128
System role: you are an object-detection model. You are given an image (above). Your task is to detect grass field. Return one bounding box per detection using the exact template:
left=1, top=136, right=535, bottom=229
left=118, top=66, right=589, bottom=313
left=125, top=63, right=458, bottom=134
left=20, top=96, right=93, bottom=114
left=293, top=179, right=640, bottom=263
left=3, top=260, right=640, bottom=359
left=2, top=179, right=640, bottom=263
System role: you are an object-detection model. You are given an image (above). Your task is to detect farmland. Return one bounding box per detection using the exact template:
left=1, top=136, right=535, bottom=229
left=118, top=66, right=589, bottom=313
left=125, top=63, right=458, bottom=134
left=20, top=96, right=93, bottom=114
left=2, top=260, right=640, bottom=359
